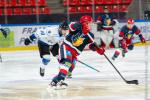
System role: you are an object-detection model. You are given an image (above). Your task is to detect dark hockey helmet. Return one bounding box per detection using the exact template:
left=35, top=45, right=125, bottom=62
left=59, top=21, right=69, bottom=30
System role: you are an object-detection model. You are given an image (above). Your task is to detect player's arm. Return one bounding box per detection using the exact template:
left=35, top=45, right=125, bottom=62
left=69, top=21, right=93, bottom=35
left=0, top=28, right=7, bottom=38
left=69, top=22, right=82, bottom=32
left=134, top=26, right=146, bottom=43
left=111, top=19, right=119, bottom=26
left=95, top=16, right=103, bottom=31
left=24, top=32, right=38, bottom=45
left=87, top=32, right=105, bottom=55
left=89, top=42, right=105, bottom=55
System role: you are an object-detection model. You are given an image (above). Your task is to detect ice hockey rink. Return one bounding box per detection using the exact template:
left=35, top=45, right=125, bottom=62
left=0, top=46, right=150, bottom=100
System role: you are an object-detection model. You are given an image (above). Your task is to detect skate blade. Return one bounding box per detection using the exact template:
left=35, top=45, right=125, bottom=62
left=47, top=85, right=67, bottom=91
left=66, top=76, right=72, bottom=79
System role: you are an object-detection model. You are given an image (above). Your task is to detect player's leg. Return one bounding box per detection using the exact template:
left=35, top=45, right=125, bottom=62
left=121, top=44, right=134, bottom=58
left=99, top=30, right=107, bottom=48
left=50, top=44, right=75, bottom=87
left=50, top=43, right=59, bottom=57
left=38, top=41, right=50, bottom=77
left=112, top=39, right=128, bottom=60
left=107, top=30, right=115, bottom=48
left=67, top=58, right=77, bottom=78
left=100, top=30, right=114, bottom=48
left=112, top=49, right=121, bottom=60
left=109, top=30, right=116, bottom=48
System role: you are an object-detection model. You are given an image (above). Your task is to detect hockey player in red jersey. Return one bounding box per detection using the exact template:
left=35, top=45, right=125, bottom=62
left=50, top=15, right=105, bottom=87
left=112, top=18, right=146, bottom=60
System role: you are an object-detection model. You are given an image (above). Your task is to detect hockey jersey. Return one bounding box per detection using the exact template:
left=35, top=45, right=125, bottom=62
left=30, top=26, right=64, bottom=45
left=97, top=14, right=116, bottom=30
left=119, top=25, right=140, bottom=39
left=64, top=22, right=94, bottom=55
left=119, top=25, right=141, bottom=44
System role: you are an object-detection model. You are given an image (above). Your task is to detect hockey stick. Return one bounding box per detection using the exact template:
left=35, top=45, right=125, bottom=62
left=104, top=54, right=139, bottom=85
left=86, top=33, right=138, bottom=84
left=77, top=60, right=100, bottom=72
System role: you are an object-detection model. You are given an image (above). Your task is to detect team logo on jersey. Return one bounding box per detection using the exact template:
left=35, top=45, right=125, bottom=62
left=71, top=32, right=84, bottom=46
left=127, top=31, right=133, bottom=39
left=127, top=34, right=132, bottom=39
left=72, top=32, right=85, bottom=46
left=72, top=37, right=84, bottom=46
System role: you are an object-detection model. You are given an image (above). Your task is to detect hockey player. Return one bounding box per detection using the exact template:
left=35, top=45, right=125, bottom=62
left=0, top=25, right=7, bottom=38
left=96, top=7, right=117, bottom=49
left=24, top=22, right=69, bottom=77
left=50, top=15, right=105, bottom=87
left=112, top=18, right=146, bottom=60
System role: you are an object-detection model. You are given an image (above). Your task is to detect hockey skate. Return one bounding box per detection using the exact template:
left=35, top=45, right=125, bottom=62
left=40, top=67, right=45, bottom=77
left=49, top=80, right=68, bottom=90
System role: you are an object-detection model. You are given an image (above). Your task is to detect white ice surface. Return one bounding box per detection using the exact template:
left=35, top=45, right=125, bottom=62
left=0, top=46, right=150, bottom=100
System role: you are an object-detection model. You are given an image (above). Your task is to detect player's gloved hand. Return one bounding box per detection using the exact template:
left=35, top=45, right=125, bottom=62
left=126, top=38, right=132, bottom=44
left=139, top=34, right=146, bottom=43
left=140, top=37, right=146, bottom=43
left=96, top=47, right=105, bottom=55
left=82, top=23, right=90, bottom=34
left=24, top=38, right=31, bottom=45
left=0, top=28, right=7, bottom=38
left=141, top=38, right=146, bottom=43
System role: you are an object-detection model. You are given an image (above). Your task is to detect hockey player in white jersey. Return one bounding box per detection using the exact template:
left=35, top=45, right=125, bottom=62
left=24, top=22, right=69, bottom=77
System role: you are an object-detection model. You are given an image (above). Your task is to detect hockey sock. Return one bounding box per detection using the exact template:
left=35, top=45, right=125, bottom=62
left=112, top=49, right=120, bottom=60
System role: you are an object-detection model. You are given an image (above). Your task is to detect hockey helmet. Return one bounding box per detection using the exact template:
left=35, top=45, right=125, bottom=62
left=127, top=18, right=134, bottom=25
left=80, top=15, right=93, bottom=24
left=59, top=21, right=69, bottom=30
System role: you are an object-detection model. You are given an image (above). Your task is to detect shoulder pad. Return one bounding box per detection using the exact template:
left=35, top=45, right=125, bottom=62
left=69, top=22, right=82, bottom=31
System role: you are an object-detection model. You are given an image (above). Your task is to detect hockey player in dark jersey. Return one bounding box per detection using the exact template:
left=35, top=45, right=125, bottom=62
left=112, top=18, right=146, bottom=60
left=50, top=15, right=105, bottom=87
left=96, top=12, right=117, bottom=49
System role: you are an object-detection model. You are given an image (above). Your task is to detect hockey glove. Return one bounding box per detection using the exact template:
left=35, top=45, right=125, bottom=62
left=96, top=47, right=105, bottom=55
left=89, top=43, right=96, bottom=51
left=89, top=43, right=105, bottom=55
left=0, top=28, right=7, bottom=38
left=24, top=38, right=32, bottom=45
left=139, top=34, right=146, bottom=43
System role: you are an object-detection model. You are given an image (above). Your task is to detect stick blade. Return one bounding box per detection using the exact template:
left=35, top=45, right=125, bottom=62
left=126, top=80, right=139, bottom=85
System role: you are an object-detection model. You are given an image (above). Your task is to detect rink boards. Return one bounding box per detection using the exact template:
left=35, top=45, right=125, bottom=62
left=0, top=20, right=150, bottom=50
